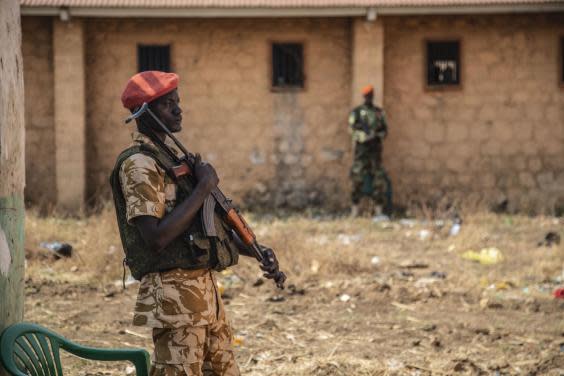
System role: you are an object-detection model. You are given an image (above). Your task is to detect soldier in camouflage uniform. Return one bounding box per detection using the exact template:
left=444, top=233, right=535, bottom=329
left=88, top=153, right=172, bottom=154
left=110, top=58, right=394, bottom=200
left=348, top=85, right=392, bottom=218
left=112, top=71, right=282, bottom=376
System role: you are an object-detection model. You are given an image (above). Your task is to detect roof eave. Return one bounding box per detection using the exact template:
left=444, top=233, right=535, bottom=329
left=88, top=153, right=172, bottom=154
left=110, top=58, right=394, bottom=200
left=20, top=3, right=564, bottom=18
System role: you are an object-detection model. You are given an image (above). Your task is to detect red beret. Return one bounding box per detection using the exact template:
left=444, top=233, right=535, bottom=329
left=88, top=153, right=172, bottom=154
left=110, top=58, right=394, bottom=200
left=121, top=71, right=179, bottom=110
left=361, top=85, right=374, bottom=96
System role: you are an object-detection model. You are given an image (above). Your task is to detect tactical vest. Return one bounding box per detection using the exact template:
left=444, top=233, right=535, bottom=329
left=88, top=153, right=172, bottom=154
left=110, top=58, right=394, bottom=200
left=109, top=143, right=238, bottom=280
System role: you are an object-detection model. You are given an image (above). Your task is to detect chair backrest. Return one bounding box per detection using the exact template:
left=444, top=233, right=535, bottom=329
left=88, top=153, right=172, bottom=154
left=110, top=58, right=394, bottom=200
left=1, top=323, right=64, bottom=376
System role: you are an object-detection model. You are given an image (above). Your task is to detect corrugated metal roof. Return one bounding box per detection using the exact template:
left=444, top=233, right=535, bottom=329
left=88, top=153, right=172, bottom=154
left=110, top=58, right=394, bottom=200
left=19, top=0, right=564, bottom=8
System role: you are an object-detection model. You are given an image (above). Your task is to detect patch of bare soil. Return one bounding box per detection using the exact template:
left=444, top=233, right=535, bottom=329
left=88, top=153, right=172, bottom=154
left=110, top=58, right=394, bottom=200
left=23, top=211, right=564, bottom=375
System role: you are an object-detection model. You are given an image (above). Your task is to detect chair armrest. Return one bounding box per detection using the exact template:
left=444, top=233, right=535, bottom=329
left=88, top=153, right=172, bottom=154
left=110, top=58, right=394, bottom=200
left=60, top=341, right=150, bottom=376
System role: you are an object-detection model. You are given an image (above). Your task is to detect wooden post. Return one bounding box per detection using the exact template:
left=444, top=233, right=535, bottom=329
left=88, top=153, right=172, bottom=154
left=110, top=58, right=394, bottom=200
left=0, top=0, right=26, bottom=374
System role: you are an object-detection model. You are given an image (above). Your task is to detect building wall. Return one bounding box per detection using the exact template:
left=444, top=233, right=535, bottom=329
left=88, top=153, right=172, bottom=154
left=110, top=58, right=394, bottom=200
left=85, top=17, right=352, bottom=209
left=19, top=13, right=564, bottom=213
left=384, top=14, right=564, bottom=212
left=21, top=16, right=56, bottom=207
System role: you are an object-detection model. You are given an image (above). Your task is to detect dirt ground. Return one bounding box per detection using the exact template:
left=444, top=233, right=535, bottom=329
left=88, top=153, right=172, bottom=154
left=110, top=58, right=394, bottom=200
left=23, top=208, right=564, bottom=375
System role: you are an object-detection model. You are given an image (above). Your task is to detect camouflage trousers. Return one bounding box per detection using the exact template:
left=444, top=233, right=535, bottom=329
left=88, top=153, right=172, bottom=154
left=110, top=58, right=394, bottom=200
left=150, top=319, right=240, bottom=376
left=350, top=166, right=392, bottom=210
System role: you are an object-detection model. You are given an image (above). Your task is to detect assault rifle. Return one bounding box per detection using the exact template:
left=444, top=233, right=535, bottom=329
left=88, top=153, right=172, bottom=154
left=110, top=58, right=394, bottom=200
left=126, top=103, right=286, bottom=289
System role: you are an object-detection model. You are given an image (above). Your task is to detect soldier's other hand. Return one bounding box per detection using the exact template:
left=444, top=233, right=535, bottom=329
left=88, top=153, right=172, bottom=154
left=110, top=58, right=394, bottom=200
left=259, top=245, right=280, bottom=279
left=194, top=154, right=219, bottom=191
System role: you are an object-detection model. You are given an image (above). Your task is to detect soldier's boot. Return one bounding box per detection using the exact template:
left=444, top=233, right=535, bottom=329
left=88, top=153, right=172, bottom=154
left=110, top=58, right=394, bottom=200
left=350, top=204, right=359, bottom=218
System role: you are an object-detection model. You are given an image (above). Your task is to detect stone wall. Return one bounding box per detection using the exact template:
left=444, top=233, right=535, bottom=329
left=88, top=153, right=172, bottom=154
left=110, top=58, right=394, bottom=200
left=384, top=14, right=564, bottom=213
left=85, top=17, right=352, bottom=209
left=21, top=17, right=56, bottom=208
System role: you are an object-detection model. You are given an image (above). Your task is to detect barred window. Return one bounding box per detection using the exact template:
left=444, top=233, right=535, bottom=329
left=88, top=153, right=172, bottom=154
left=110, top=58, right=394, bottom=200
left=138, top=45, right=171, bottom=72
left=427, top=41, right=460, bottom=86
left=272, top=43, right=304, bottom=88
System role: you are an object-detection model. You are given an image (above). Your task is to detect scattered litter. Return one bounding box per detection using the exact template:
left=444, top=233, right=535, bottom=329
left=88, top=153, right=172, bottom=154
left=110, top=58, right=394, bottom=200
left=449, top=216, right=462, bottom=236
left=480, top=298, right=504, bottom=310
left=232, top=335, right=245, bottom=347
left=337, top=233, right=362, bottom=245
left=419, top=229, right=431, bottom=240
left=371, top=256, right=381, bottom=266
left=339, top=294, right=351, bottom=302
left=537, top=232, right=561, bottom=247
left=125, top=365, right=136, bottom=375
left=554, top=288, right=564, bottom=299
left=415, top=277, right=441, bottom=288
left=488, top=281, right=515, bottom=290
left=220, top=270, right=244, bottom=289
left=400, top=260, right=429, bottom=269
left=372, top=214, right=390, bottom=223
left=310, top=260, right=320, bottom=274
left=462, top=248, right=504, bottom=265
left=252, top=278, right=264, bottom=287
left=288, top=284, right=306, bottom=296
left=386, top=359, right=405, bottom=371
left=267, top=295, right=286, bottom=303
left=399, top=219, right=417, bottom=227
left=70, top=265, right=78, bottom=272
left=39, top=241, right=73, bottom=259
left=430, top=271, right=447, bottom=279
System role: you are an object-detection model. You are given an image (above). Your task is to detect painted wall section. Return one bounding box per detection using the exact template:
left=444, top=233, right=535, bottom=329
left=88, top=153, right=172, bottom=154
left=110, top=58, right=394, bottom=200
left=54, top=18, right=86, bottom=212
left=0, top=0, right=26, bottom=368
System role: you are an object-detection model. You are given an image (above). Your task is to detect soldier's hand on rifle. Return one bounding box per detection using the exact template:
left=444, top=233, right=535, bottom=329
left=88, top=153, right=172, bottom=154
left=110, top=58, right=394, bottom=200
left=194, top=154, right=219, bottom=192
left=259, top=245, right=283, bottom=280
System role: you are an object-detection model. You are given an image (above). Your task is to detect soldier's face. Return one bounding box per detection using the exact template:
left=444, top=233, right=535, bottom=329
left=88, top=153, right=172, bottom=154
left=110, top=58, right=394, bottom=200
left=364, top=92, right=373, bottom=104
left=151, top=89, right=183, bottom=133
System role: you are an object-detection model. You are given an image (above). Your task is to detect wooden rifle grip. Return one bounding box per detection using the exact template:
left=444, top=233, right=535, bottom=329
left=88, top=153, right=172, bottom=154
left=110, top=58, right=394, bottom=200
left=226, top=209, right=255, bottom=246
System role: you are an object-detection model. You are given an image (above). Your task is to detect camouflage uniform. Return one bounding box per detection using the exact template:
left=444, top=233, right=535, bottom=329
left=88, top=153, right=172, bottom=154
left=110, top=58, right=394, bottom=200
left=119, top=131, right=240, bottom=376
left=348, top=104, right=392, bottom=210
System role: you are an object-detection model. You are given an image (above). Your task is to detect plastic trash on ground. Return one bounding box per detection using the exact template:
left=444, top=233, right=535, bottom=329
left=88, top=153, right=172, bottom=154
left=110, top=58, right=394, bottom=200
left=461, top=248, right=504, bottom=265
left=39, top=241, right=73, bottom=259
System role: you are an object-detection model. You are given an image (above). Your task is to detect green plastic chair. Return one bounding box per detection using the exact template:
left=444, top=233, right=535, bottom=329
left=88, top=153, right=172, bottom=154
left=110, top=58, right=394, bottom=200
left=0, top=322, right=150, bottom=376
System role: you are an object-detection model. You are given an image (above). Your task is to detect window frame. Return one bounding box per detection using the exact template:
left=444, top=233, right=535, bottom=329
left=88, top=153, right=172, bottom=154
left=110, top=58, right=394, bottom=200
left=137, top=44, right=173, bottom=73
left=424, top=38, right=463, bottom=91
left=269, top=40, right=307, bottom=92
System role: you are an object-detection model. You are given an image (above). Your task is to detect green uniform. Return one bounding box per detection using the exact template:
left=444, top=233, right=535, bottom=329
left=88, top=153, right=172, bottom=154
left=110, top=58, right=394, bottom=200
left=348, top=104, right=392, bottom=211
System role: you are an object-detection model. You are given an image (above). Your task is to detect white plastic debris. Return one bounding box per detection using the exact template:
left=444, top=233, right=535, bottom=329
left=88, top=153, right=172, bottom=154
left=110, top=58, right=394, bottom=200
left=337, top=234, right=362, bottom=245
left=419, top=230, right=431, bottom=240
left=125, top=365, right=136, bottom=375
left=371, top=256, right=381, bottom=266
left=339, top=294, right=351, bottom=302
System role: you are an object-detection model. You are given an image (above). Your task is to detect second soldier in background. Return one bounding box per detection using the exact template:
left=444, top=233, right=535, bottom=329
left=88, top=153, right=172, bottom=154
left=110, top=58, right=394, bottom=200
left=348, top=85, right=392, bottom=219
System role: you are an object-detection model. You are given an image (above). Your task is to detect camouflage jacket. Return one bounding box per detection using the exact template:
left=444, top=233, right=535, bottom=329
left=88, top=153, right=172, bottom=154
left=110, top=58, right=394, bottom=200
left=119, top=131, right=223, bottom=328
left=348, top=104, right=388, bottom=162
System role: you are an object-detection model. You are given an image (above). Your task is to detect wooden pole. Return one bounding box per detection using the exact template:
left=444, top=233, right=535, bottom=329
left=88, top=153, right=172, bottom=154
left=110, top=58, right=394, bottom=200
left=0, top=0, right=25, bottom=374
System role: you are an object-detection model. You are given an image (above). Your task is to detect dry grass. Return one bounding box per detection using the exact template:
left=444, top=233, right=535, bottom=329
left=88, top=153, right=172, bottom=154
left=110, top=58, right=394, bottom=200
left=23, top=204, right=564, bottom=375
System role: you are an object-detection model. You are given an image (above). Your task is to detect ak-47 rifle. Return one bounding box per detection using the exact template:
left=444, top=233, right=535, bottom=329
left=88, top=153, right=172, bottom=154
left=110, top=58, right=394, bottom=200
left=126, top=103, right=286, bottom=289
